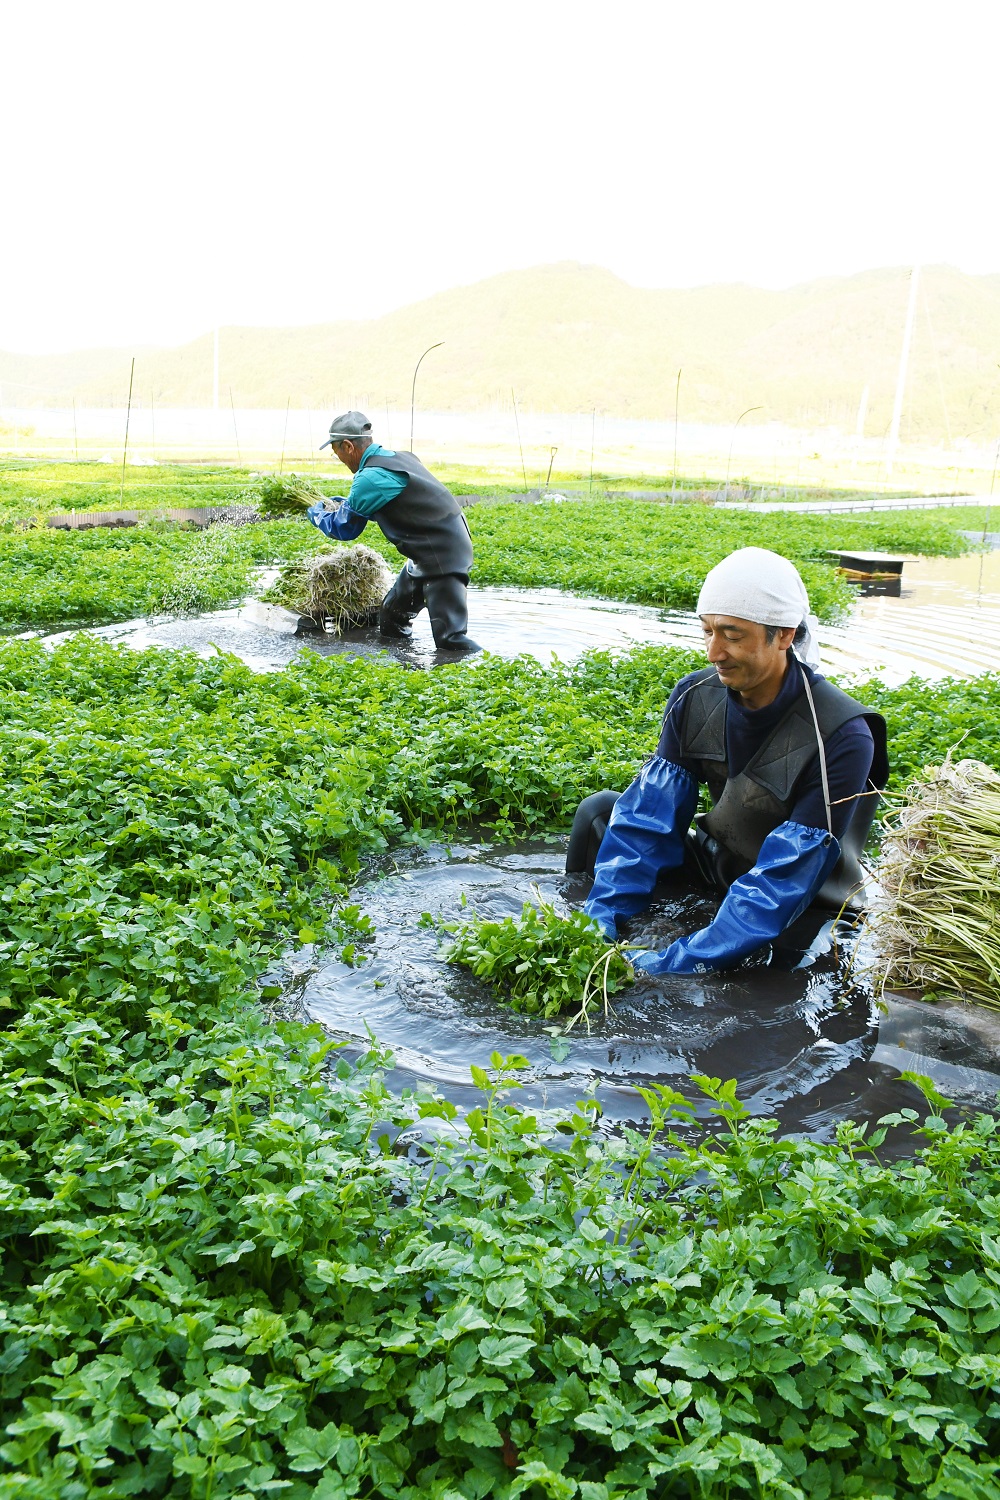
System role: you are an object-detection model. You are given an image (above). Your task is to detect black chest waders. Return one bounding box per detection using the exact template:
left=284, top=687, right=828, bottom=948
left=363, top=452, right=473, bottom=578
left=567, top=666, right=888, bottom=915
left=678, top=667, right=888, bottom=911
left=362, top=452, right=478, bottom=651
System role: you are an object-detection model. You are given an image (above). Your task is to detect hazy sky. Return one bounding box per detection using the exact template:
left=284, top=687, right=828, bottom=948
left=3, top=0, right=997, bottom=353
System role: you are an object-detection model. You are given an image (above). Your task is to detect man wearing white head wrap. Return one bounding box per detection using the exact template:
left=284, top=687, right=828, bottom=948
left=567, top=548, right=888, bottom=975
left=696, top=546, right=822, bottom=669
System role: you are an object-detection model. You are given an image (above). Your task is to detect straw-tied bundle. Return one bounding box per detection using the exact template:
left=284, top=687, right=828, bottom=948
left=269, top=545, right=393, bottom=632
left=874, top=756, right=1000, bottom=1008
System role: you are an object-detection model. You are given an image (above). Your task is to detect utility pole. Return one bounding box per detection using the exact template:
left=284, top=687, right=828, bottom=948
left=886, top=266, right=920, bottom=480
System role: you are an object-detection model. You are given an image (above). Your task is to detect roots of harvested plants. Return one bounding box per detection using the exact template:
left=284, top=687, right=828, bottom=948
left=267, top=545, right=393, bottom=632
left=873, top=756, right=1000, bottom=1009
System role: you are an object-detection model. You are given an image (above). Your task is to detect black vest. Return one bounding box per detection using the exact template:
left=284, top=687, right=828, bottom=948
left=363, top=452, right=473, bottom=578
left=677, top=666, right=889, bottom=911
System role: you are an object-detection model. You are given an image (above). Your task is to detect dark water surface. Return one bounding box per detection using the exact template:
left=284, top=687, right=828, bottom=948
left=293, top=838, right=1000, bottom=1150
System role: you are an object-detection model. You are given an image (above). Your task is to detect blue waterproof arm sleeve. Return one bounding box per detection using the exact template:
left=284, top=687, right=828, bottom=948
left=584, top=758, right=698, bottom=938
left=306, top=500, right=368, bottom=541
left=632, top=820, right=840, bottom=976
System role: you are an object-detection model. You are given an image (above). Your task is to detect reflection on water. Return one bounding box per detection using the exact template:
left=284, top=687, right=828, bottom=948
left=29, top=589, right=697, bottom=673
left=855, top=577, right=901, bottom=598
left=820, top=552, right=1000, bottom=682
left=294, top=838, right=1000, bottom=1150
left=29, top=552, right=1000, bottom=684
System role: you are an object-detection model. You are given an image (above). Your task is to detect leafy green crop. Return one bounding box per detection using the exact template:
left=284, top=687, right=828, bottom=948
left=851, top=670, right=1000, bottom=789
left=4, top=635, right=1000, bottom=1495
left=457, top=500, right=975, bottom=621
left=2, top=636, right=999, bottom=1032
left=0, top=520, right=324, bottom=633
left=240, top=473, right=326, bottom=519
left=0, top=461, right=265, bottom=519
left=443, top=894, right=634, bottom=1024
left=0, top=456, right=959, bottom=522
left=0, top=494, right=984, bottom=634
left=2, top=992, right=1000, bottom=1498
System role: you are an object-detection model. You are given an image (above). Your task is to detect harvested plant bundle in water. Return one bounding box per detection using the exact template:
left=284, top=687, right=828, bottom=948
left=443, top=892, right=635, bottom=1028
left=240, top=474, right=327, bottom=519
left=267, top=545, right=393, bottom=631
left=874, top=756, right=1000, bottom=1008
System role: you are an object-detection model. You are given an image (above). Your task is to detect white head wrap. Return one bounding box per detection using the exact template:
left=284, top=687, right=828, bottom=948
left=696, top=547, right=822, bottom=668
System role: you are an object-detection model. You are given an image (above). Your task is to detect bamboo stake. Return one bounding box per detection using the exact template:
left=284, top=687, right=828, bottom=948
left=229, top=387, right=242, bottom=466
left=119, top=358, right=135, bottom=504
left=279, top=396, right=291, bottom=473
left=672, top=368, right=682, bottom=498
left=512, top=389, right=528, bottom=494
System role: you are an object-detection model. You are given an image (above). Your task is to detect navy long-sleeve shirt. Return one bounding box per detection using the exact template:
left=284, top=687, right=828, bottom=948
left=656, top=655, right=874, bottom=840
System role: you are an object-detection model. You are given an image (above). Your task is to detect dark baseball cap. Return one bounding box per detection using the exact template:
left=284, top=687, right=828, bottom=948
left=319, top=410, right=372, bottom=449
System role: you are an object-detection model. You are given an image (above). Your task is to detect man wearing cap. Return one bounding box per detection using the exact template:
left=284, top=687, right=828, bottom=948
left=566, top=547, right=888, bottom=975
left=307, top=411, right=479, bottom=652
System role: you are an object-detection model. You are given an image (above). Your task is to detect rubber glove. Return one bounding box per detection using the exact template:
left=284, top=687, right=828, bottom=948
left=306, top=500, right=368, bottom=541
left=631, top=820, right=840, bottom=976
left=584, top=758, right=697, bottom=938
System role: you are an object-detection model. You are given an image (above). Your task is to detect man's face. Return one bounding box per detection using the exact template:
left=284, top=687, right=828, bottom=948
left=331, top=438, right=362, bottom=474
left=700, top=614, right=795, bottom=697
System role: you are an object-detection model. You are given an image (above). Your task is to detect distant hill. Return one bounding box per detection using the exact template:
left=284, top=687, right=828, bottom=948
left=4, top=262, right=1000, bottom=441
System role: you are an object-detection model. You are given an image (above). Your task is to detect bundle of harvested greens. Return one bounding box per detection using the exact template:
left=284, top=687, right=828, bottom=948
left=874, top=756, right=1000, bottom=1008
left=265, top=545, right=393, bottom=631
left=443, top=891, right=635, bottom=1029
left=239, top=474, right=328, bottom=519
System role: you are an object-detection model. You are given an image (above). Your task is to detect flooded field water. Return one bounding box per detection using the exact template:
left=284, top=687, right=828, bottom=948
left=291, top=838, right=1000, bottom=1151
left=34, top=552, right=1000, bottom=683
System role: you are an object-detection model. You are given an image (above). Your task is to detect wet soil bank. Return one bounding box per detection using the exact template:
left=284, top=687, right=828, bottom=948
left=284, top=838, right=1000, bottom=1153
